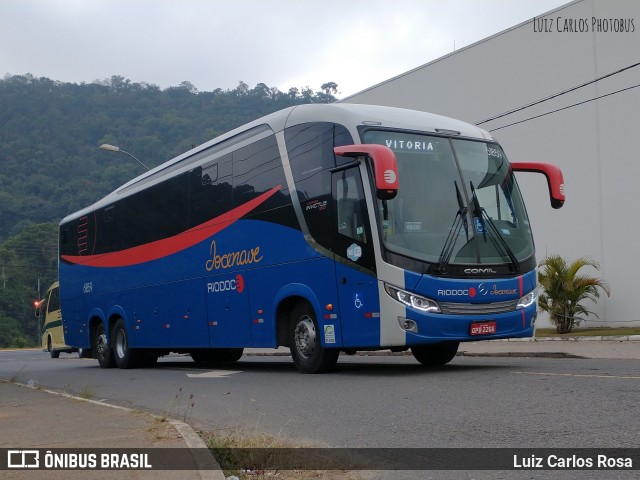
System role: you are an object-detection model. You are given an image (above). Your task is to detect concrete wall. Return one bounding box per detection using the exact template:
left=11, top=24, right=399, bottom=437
left=343, top=0, right=640, bottom=327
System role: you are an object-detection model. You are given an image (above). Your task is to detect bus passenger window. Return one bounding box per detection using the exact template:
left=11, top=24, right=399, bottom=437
left=336, top=175, right=367, bottom=244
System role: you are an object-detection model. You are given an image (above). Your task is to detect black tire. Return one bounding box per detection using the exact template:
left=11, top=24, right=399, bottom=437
left=190, top=350, right=208, bottom=364
left=94, top=322, right=115, bottom=368
left=78, top=348, right=93, bottom=359
left=221, top=348, right=243, bottom=363
left=113, top=318, right=139, bottom=369
left=48, top=337, right=60, bottom=359
left=411, top=342, right=460, bottom=366
left=140, top=351, right=159, bottom=367
left=289, top=302, right=338, bottom=373
left=190, top=348, right=243, bottom=365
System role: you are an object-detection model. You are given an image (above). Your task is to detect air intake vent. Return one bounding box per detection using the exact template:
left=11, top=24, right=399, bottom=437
left=439, top=299, right=518, bottom=315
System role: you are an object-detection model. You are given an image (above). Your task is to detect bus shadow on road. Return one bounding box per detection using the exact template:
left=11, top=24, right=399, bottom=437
left=332, top=362, right=511, bottom=377
left=147, top=355, right=512, bottom=377
left=67, top=352, right=512, bottom=376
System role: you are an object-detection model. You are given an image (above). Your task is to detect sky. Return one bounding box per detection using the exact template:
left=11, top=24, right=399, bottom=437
left=1, top=0, right=570, bottom=99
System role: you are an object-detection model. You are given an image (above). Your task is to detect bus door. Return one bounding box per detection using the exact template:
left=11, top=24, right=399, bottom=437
left=206, top=272, right=252, bottom=348
left=332, top=166, right=378, bottom=347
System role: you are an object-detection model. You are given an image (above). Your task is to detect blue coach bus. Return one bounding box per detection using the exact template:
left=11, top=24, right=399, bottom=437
left=59, top=104, right=564, bottom=373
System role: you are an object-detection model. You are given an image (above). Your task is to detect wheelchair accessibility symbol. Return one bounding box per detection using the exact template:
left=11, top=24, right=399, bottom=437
left=354, top=293, right=364, bottom=309
left=474, top=217, right=485, bottom=234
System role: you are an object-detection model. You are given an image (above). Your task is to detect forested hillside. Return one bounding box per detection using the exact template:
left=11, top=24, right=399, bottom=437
left=0, top=74, right=338, bottom=347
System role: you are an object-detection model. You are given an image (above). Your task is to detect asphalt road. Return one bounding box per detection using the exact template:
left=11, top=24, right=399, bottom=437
left=2, top=349, right=639, bottom=479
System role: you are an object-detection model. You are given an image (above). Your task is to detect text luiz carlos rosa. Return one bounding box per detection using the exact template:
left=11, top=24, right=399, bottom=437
left=514, top=454, right=632, bottom=469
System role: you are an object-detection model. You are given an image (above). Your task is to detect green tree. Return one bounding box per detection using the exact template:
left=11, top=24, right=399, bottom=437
left=538, top=255, right=611, bottom=333
left=321, top=82, right=338, bottom=95
left=0, top=75, right=339, bottom=340
left=0, top=75, right=338, bottom=244
left=0, top=223, right=58, bottom=347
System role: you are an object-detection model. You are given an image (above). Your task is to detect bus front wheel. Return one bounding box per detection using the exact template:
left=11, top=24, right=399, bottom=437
left=289, top=303, right=338, bottom=374
left=48, top=336, right=60, bottom=359
left=411, top=342, right=459, bottom=366
left=94, top=322, right=115, bottom=368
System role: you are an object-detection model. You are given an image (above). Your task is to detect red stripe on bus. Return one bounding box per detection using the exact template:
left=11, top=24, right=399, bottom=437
left=61, top=185, right=281, bottom=268
left=518, top=275, right=523, bottom=297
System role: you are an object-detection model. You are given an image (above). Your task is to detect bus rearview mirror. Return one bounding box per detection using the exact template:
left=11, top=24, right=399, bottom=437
left=334, top=144, right=399, bottom=200
left=511, top=162, right=565, bottom=209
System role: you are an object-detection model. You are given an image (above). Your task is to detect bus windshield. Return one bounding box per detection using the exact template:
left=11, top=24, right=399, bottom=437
left=362, top=130, right=534, bottom=267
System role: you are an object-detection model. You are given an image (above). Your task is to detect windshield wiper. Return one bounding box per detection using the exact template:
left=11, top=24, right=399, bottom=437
left=469, top=181, right=520, bottom=273
left=437, top=181, right=469, bottom=272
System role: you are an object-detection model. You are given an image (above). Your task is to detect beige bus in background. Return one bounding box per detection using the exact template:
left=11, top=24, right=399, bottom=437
left=37, top=281, right=85, bottom=358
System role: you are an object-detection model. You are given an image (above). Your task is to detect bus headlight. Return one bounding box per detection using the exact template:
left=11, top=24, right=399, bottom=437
left=384, top=284, right=441, bottom=313
left=517, top=288, right=538, bottom=309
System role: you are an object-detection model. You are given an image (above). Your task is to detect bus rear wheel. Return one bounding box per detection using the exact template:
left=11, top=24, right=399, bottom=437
left=113, top=318, right=140, bottom=369
left=411, top=342, right=459, bottom=366
left=289, top=303, right=338, bottom=374
left=94, top=322, right=115, bottom=368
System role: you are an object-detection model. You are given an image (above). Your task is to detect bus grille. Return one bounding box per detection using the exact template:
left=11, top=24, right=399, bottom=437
left=439, top=299, right=519, bottom=315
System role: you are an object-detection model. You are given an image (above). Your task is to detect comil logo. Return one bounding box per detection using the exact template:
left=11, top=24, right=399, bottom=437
left=383, top=169, right=397, bottom=184
left=464, top=268, right=497, bottom=275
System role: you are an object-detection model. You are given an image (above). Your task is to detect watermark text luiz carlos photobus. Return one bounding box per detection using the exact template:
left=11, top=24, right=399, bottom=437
left=1, top=448, right=639, bottom=471
left=534, top=16, right=636, bottom=33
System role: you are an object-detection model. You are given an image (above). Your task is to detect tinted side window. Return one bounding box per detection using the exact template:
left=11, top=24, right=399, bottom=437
left=47, top=287, right=60, bottom=313
left=336, top=174, right=368, bottom=244
left=188, top=153, right=233, bottom=227
left=73, top=134, right=290, bottom=255
left=233, top=134, right=288, bottom=216
left=59, top=214, right=96, bottom=257
left=93, top=173, right=189, bottom=253
left=146, top=172, right=190, bottom=242
left=285, top=123, right=354, bottom=249
left=286, top=122, right=334, bottom=200
left=333, top=168, right=376, bottom=272
left=285, top=123, right=353, bottom=198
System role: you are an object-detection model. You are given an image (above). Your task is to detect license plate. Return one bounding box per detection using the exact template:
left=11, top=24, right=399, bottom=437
left=470, top=321, right=497, bottom=336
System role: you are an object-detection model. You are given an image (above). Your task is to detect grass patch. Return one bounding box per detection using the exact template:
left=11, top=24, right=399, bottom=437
left=78, top=385, right=95, bottom=399
left=201, top=429, right=361, bottom=480
left=148, top=416, right=180, bottom=441
left=535, top=327, right=640, bottom=337
left=158, top=387, right=195, bottom=423
left=9, top=365, right=27, bottom=383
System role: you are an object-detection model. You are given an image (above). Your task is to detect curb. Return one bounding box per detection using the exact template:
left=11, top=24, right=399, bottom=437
left=494, top=335, right=640, bottom=342
left=242, top=335, right=640, bottom=358
left=10, top=381, right=224, bottom=480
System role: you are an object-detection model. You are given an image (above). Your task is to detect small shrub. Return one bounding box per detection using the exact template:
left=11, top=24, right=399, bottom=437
left=538, top=255, right=611, bottom=333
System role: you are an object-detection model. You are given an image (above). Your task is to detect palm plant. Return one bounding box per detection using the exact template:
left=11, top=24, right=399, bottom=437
left=537, top=255, right=611, bottom=334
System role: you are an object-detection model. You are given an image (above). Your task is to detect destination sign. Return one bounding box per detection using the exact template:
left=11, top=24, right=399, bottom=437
left=362, top=131, right=443, bottom=155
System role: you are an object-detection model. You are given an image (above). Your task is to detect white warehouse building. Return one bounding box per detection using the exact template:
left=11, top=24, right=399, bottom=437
left=343, top=0, right=640, bottom=327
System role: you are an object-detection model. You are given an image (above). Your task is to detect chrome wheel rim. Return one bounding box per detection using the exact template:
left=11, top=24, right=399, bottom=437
left=294, top=315, right=316, bottom=359
left=115, top=329, right=126, bottom=359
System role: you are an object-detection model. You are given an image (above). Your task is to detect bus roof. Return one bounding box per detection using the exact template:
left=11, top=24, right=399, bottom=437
left=62, top=103, right=493, bottom=224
